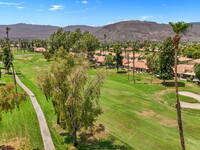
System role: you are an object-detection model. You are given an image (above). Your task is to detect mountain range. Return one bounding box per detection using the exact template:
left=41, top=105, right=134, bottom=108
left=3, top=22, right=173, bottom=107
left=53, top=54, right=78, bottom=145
left=0, top=20, right=200, bottom=41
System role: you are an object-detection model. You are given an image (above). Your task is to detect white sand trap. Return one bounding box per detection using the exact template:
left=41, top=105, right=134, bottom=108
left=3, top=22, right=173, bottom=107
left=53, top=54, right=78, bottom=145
left=179, top=91, right=200, bottom=110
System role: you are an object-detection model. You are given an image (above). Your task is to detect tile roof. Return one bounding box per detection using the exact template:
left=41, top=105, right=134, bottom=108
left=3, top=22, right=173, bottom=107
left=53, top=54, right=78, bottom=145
left=34, top=47, right=47, bottom=52
left=124, top=60, right=148, bottom=70
left=176, top=64, right=194, bottom=74
left=178, top=57, right=193, bottom=62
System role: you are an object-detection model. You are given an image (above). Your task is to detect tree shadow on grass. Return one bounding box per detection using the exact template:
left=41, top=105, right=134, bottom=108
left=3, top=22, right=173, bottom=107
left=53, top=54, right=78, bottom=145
left=6, top=72, right=21, bottom=75
left=162, top=82, right=185, bottom=87
left=0, top=145, right=15, bottom=150
left=0, top=83, right=6, bottom=86
left=0, top=67, right=5, bottom=70
left=117, top=71, right=128, bottom=74
left=78, top=134, right=131, bottom=150
left=60, top=124, right=132, bottom=150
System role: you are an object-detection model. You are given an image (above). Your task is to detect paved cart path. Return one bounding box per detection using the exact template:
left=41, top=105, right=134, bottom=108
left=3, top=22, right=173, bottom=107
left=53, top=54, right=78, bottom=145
left=179, top=91, right=200, bottom=110
left=14, top=72, right=55, bottom=150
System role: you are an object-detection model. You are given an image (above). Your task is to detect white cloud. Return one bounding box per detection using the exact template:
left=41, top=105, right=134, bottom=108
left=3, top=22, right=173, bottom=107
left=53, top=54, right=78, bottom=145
left=49, top=5, right=64, bottom=11
left=17, top=6, right=24, bottom=9
left=81, top=1, right=88, bottom=4
left=140, top=16, right=152, bottom=20
left=0, top=2, right=20, bottom=5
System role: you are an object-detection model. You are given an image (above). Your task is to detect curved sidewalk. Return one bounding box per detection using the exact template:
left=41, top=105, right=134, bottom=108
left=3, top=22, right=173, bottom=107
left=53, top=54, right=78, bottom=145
left=15, top=73, right=55, bottom=150
left=179, top=91, right=200, bottom=110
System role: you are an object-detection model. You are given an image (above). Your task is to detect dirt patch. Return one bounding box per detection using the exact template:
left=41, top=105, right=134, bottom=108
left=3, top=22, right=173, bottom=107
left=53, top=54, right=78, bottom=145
left=0, top=137, right=28, bottom=150
left=157, top=114, right=177, bottom=127
left=136, top=109, right=156, bottom=118
left=152, top=89, right=174, bottom=101
left=87, top=124, right=108, bottom=141
left=36, top=58, right=46, bottom=62
left=59, top=124, right=108, bottom=150
left=136, top=109, right=177, bottom=127
left=0, top=145, right=15, bottom=150
left=32, top=66, right=42, bottom=71
left=15, top=57, right=32, bottom=60
left=52, top=123, right=66, bottom=134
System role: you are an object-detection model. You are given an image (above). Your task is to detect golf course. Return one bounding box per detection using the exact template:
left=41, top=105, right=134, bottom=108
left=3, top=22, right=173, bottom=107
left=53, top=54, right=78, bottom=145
left=1, top=54, right=200, bottom=149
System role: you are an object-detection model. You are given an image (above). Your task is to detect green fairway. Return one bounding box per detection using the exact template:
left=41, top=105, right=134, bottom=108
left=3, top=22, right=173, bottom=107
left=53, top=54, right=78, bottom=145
left=11, top=54, right=200, bottom=149
left=11, top=49, right=40, bottom=55
left=0, top=67, right=43, bottom=149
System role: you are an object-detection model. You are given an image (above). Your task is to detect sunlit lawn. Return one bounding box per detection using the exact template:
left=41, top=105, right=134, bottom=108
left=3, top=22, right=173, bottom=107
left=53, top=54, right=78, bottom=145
left=6, top=54, right=200, bottom=149
left=0, top=64, right=43, bottom=149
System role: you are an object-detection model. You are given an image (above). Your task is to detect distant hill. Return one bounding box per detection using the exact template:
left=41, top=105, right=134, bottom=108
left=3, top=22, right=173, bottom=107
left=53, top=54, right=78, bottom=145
left=0, top=23, right=101, bottom=40
left=94, top=20, right=200, bottom=41
left=0, top=21, right=200, bottom=41
left=0, top=23, right=59, bottom=40
left=94, top=20, right=172, bottom=41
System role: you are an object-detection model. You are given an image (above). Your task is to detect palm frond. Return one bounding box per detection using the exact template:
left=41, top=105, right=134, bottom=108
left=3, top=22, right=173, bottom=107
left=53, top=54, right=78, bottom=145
left=169, top=21, right=192, bottom=35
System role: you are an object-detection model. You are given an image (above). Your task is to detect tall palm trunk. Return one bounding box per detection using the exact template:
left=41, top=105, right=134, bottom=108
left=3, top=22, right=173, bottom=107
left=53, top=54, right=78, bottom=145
left=132, top=50, right=135, bottom=83
left=6, top=31, right=9, bottom=39
left=106, top=62, right=108, bottom=75
left=128, top=53, right=130, bottom=80
left=174, top=35, right=185, bottom=150
left=150, top=73, right=153, bottom=84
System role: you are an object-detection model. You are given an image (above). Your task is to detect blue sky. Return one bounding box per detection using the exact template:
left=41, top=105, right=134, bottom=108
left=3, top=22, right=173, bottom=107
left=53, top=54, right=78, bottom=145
left=0, top=0, right=200, bottom=27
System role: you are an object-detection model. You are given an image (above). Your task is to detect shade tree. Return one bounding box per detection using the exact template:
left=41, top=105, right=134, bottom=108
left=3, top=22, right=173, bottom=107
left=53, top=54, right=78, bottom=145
left=157, top=37, right=175, bottom=83
left=113, top=44, right=123, bottom=72
left=0, top=84, right=26, bottom=120
left=38, top=50, right=104, bottom=147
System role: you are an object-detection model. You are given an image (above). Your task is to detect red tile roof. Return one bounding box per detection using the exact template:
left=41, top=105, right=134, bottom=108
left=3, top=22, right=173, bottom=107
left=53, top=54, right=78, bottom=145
left=95, top=56, right=106, bottom=63
left=194, top=59, right=200, bottom=63
left=178, top=57, right=193, bottom=62
left=34, top=47, right=47, bottom=52
left=124, top=60, right=148, bottom=70
left=175, top=64, right=194, bottom=74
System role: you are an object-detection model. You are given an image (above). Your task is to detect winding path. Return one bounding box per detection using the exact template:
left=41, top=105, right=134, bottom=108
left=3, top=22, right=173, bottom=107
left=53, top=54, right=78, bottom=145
left=14, top=72, right=55, bottom=150
left=179, top=91, right=200, bottom=110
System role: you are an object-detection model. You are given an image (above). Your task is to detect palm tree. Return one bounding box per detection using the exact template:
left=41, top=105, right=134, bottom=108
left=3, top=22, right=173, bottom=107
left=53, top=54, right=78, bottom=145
left=127, top=52, right=130, bottom=80
left=132, top=44, right=139, bottom=83
left=6, top=27, right=11, bottom=39
left=169, top=21, right=192, bottom=150
left=103, top=34, right=107, bottom=55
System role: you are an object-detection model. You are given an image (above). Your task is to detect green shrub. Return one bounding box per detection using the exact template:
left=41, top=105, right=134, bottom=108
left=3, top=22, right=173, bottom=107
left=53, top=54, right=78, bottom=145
left=117, top=70, right=128, bottom=74
left=96, top=53, right=101, bottom=56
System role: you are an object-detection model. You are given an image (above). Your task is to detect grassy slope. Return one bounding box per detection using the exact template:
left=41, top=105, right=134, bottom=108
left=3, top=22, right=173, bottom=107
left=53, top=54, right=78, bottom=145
left=13, top=56, right=68, bottom=149
left=13, top=55, right=200, bottom=150
left=0, top=66, right=43, bottom=149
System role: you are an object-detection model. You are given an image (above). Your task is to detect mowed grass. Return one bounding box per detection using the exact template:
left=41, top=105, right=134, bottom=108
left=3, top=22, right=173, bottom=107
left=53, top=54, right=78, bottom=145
left=12, top=55, right=200, bottom=149
left=13, top=55, right=70, bottom=149
left=11, top=49, right=40, bottom=55
left=0, top=67, right=43, bottom=149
